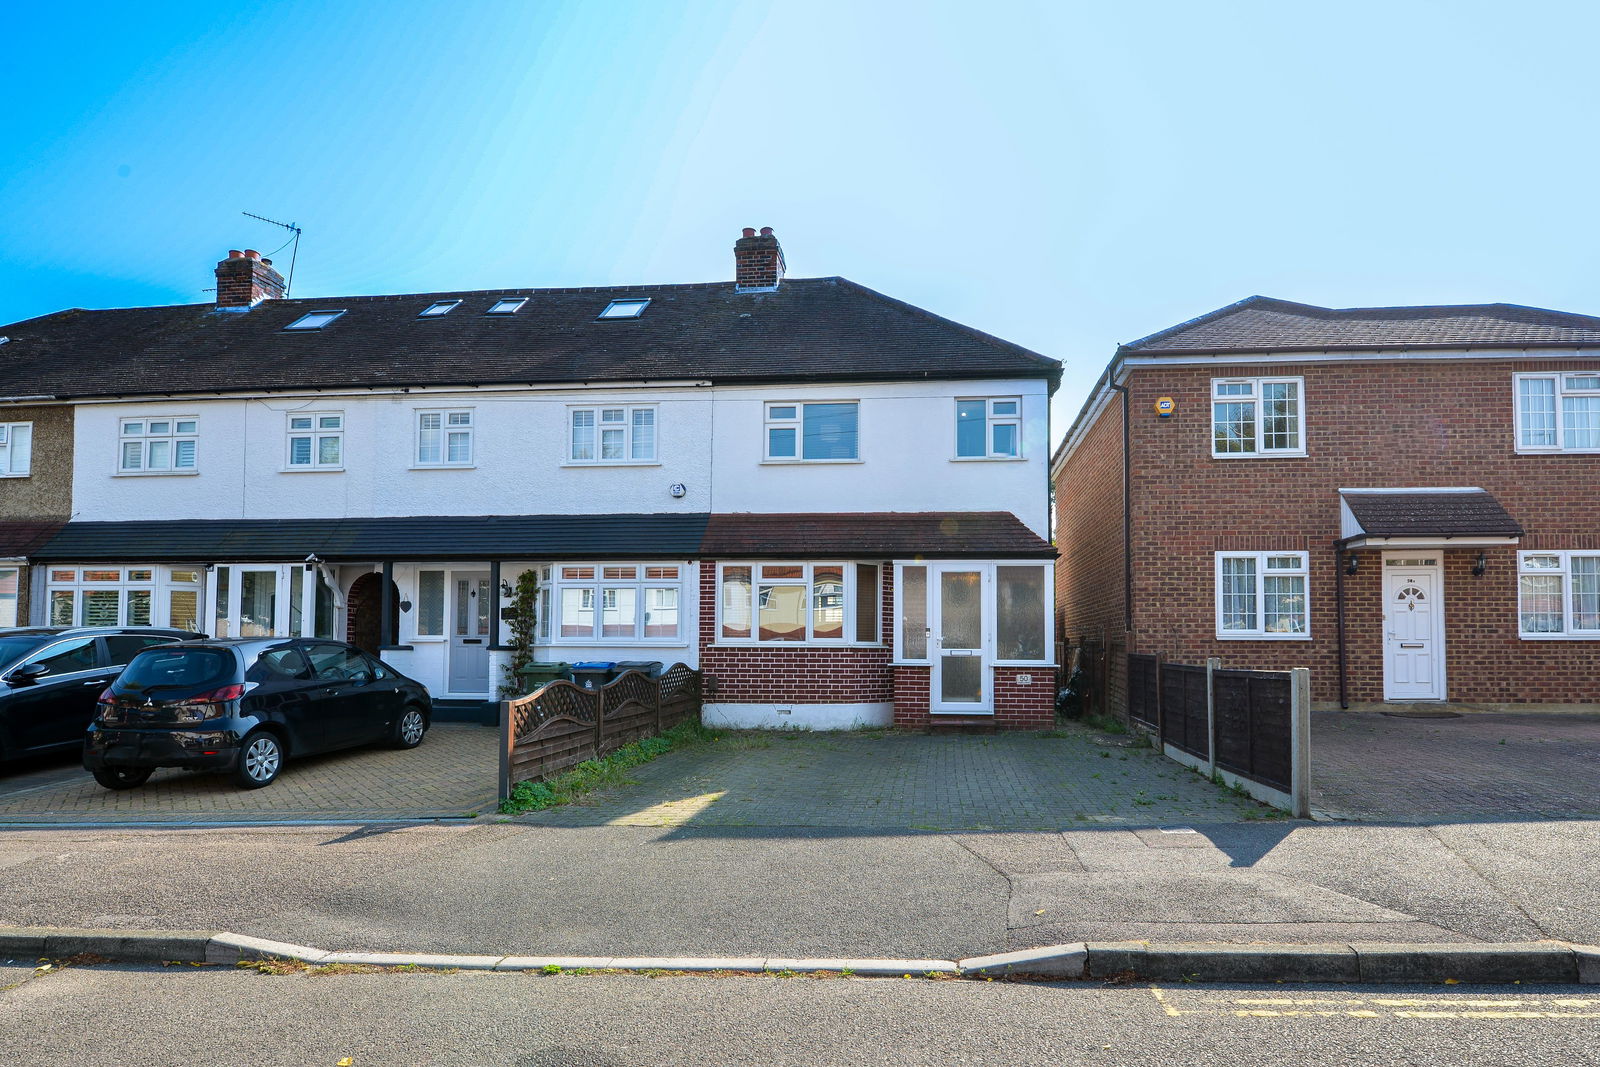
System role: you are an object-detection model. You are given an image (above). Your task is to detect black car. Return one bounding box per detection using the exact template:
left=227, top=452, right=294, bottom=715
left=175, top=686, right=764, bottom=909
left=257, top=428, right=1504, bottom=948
left=0, top=627, right=202, bottom=763
left=83, top=638, right=431, bottom=790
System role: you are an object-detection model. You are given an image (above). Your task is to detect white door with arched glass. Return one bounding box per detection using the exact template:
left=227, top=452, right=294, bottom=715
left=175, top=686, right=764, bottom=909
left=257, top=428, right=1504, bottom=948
left=1382, top=555, right=1445, bottom=701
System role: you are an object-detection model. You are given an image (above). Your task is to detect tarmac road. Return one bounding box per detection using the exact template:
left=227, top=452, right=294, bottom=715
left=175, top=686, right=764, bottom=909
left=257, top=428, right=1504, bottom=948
left=2, top=966, right=1596, bottom=1067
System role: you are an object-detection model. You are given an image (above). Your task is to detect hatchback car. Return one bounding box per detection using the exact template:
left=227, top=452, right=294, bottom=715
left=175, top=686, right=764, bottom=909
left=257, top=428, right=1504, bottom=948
left=83, top=638, right=431, bottom=790
left=0, top=627, right=202, bottom=764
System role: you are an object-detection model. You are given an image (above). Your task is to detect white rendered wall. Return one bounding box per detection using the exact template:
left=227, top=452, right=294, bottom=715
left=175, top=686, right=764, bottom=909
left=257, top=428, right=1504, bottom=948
left=702, top=702, right=894, bottom=731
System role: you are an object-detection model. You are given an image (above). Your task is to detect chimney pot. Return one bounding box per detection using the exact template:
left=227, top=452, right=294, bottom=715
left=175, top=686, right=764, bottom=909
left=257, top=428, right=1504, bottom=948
left=228, top=249, right=244, bottom=259
left=741, top=227, right=757, bottom=238
left=759, top=226, right=773, bottom=237
left=244, top=249, right=260, bottom=260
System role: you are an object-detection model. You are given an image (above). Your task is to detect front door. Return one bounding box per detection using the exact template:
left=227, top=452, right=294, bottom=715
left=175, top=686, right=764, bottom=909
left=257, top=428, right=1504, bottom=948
left=448, top=571, right=491, bottom=695
left=1382, top=555, right=1445, bottom=701
left=931, top=566, right=991, bottom=713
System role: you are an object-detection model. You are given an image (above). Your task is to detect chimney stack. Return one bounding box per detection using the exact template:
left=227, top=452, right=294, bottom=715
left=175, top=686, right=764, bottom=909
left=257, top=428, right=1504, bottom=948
left=734, top=226, right=785, bottom=292
left=214, top=247, right=287, bottom=308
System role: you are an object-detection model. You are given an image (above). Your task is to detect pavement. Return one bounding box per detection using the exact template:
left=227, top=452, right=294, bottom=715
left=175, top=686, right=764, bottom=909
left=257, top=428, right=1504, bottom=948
left=4, top=968, right=1599, bottom=1067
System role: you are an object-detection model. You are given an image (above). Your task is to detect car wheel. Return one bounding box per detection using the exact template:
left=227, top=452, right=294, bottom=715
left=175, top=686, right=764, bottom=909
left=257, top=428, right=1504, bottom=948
left=392, top=705, right=427, bottom=749
left=233, top=731, right=284, bottom=789
left=92, top=766, right=153, bottom=790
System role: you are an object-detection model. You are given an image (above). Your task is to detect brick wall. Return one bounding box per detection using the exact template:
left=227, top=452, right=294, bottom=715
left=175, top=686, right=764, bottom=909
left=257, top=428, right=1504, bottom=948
left=994, top=667, right=1054, bottom=728
left=893, top=666, right=931, bottom=727
left=1073, top=356, right=1600, bottom=705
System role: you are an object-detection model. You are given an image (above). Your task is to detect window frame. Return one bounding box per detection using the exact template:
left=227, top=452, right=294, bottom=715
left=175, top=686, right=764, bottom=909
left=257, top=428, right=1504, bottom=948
left=0, top=421, right=32, bottom=477
left=284, top=411, right=345, bottom=471
left=0, top=566, right=18, bottom=628
left=565, top=404, right=658, bottom=465
left=598, top=298, right=650, bottom=320
left=540, top=562, right=687, bottom=645
left=413, top=408, right=475, bottom=468
left=418, top=300, right=461, bottom=318
left=1214, top=551, right=1312, bottom=640
left=1517, top=550, right=1600, bottom=639
left=715, top=561, right=880, bottom=646
left=117, top=416, right=200, bottom=475
left=1210, top=376, right=1307, bottom=459
left=890, top=560, right=1054, bottom=666
left=1513, top=371, right=1600, bottom=454
left=762, top=400, right=862, bottom=463
left=283, top=310, right=346, bottom=331
left=953, top=397, right=1023, bottom=460
left=486, top=297, right=527, bottom=315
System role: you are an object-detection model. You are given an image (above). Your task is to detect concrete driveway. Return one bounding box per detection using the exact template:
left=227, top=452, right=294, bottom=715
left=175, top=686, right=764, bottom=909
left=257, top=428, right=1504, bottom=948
left=0, top=723, right=499, bottom=825
left=1312, top=709, right=1600, bottom=822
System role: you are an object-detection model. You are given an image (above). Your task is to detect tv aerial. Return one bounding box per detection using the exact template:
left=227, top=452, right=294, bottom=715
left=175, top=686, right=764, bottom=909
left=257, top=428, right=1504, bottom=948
left=242, top=211, right=303, bottom=295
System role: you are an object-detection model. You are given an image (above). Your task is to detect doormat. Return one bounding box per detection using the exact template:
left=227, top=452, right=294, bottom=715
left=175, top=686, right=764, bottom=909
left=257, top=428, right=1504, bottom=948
left=1381, top=709, right=1464, bottom=719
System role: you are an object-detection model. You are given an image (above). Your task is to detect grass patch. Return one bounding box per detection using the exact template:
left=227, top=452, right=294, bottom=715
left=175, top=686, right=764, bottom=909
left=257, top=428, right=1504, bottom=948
left=1081, top=714, right=1129, bottom=736
left=498, top=721, right=717, bottom=815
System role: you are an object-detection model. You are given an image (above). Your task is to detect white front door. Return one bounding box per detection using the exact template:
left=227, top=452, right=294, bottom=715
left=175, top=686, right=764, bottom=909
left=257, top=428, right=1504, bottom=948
left=931, top=565, right=991, bottom=714
left=1382, top=555, right=1445, bottom=701
left=448, top=571, right=491, bottom=695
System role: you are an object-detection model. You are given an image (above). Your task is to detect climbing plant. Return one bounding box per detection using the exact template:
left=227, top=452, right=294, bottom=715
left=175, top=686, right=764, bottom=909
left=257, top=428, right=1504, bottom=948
left=501, top=568, right=541, bottom=696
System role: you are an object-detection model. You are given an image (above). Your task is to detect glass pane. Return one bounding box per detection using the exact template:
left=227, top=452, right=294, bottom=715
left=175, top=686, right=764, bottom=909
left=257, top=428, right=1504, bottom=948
left=0, top=569, right=15, bottom=628
left=602, top=566, right=636, bottom=580
left=901, top=567, right=927, bottom=659
left=126, top=589, right=152, bottom=627
left=314, top=574, right=335, bottom=638
left=1562, top=395, right=1600, bottom=450
left=7, top=424, right=30, bottom=474
left=51, top=590, right=75, bottom=626
left=317, top=436, right=341, bottom=465
left=1220, top=557, right=1257, bottom=630
left=446, top=431, right=471, bottom=463
left=991, top=422, right=1018, bottom=457
left=1263, top=574, right=1306, bottom=634
left=721, top=567, right=752, bottom=639
left=417, top=572, right=445, bottom=636
left=418, top=421, right=441, bottom=463
left=768, top=427, right=796, bottom=458
left=81, top=590, right=120, bottom=627
left=560, top=587, right=595, bottom=637
left=175, top=421, right=197, bottom=434
left=601, top=586, right=637, bottom=638
left=174, top=439, right=196, bottom=468
left=1518, top=378, right=1557, bottom=447
left=168, top=589, right=199, bottom=633
left=996, top=566, right=1045, bottom=660
left=762, top=565, right=804, bottom=579
left=644, top=587, right=678, bottom=638
left=758, top=584, right=806, bottom=641
left=289, top=566, right=304, bottom=637
left=33, top=637, right=98, bottom=675
left=169, top=568, right=200, bottom=584
left=855, top=564, right=879, bottom=643
left=476, top=579, right=491, bottom=637
left=447, top=411, right=472, bottom=426
left=768, top=405, right=796, bottom=420
left=1261, top=381, right=1300, bottom=450
left=940, top=571, right=982, bottom=651
left=1571, top=556, right=1600, bottom=631
left=812, top=565, right=844, bottom=640
left=940, top=656, right=982, bottom=704
left=318, top=415, right=342, bottom=430
left=147, top=440, right=171, bottom=469
left=1520, top=574, right=1564, bottom=633
left=955, top=400, right=986, bottom=457
left=83, top=570, right=120, bottom=582
left=600, top=427, right=625, bottom=460
left=290, top=417, right=313, bottom=431
left=571, top=410, right=595, bottom=460
left=289, top=436, right=312, bottom=465
left=148, top=421, right=170, bottom=435
left=1213, top=401, right=1256, bottom=453
left=121, top=441, right=143, bottom=470
left=630, top=409, right=655, bottom=460
left=239, top=571, right=277, bottom=637
left=601, top=408, right=625, bottom=424
left=123, top=422, right=143, bottom=435
left=801, top=402, right=858, bottom=460
left=456, top=579, right=471, bottom=635
left=214, top=567, right=230, bottom=638
left=127, top=569, right=153, bottom=582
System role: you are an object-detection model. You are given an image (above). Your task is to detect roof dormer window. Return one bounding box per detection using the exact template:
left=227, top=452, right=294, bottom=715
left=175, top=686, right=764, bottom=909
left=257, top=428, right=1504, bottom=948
left=486, top=297, right=527, bottom=315
left=419, top=300, right=461, bottom=318
left=599, top=298, right=650, bottom=320
left=283, top=310, right=345, bottom=331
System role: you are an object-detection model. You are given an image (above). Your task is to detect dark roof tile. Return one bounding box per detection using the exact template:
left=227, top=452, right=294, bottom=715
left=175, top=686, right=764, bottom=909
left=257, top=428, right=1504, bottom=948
left=700, top=512, right=1054, bottom=558
left=1341, top=490, right=1524, bottom=539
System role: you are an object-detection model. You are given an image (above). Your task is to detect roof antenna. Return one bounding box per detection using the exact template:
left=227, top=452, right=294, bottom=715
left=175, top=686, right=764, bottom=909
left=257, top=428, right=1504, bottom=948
left=242, top=211, right=303, bottom=296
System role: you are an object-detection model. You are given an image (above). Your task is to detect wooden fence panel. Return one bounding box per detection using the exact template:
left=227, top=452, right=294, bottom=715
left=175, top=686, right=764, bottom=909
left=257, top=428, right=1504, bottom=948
left=1211, top=668, right=1292, bottom=792
left=1127, top=653, right=1159, bottom=729
left=1159, top=662, right=1208, bottom=759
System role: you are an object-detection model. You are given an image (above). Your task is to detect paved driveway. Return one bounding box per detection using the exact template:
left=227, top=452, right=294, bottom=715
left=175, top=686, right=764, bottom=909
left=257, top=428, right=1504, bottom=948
left=527, top=724, right=1277, bottom=831
left=1312, top=709, right=1600, bottom=822
left=0, top=723, right=499, bottom=824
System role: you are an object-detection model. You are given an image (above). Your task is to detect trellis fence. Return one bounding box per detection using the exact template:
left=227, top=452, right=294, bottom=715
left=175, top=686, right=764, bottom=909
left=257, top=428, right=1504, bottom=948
left=498, top=663, right=702, bottom=800
left=1126, top=653, right=1310, bottom=817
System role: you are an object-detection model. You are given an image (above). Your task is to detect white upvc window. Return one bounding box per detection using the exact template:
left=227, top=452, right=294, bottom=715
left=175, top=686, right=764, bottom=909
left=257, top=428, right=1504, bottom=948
left=954, top=398, right=1021, bottom=458
left=44, top=565, right=199, bottom=629
left=286, top=411, right=344, bottom=470
left=543, top=563, right=684, bottom=643
left=1215, top=551, right=1310, bottom=639
left=416, top=409, right=473, bottom=467
left=0, top=422, right=32, bottom=477
left=1515, top=372, right=1600, bottom=453
left=568, top=405, right=657, bottom=463
left=1518, top=551, right=1600, bottom=638
left=717, top=562, right=881, bottom=645
left=0, top=567, right=17, bottom=627
left=1211, top=377, right=1305, bottom=457
left=119, top=417, right=198, bottom=473
left=764, top=401, right=859, bottom=462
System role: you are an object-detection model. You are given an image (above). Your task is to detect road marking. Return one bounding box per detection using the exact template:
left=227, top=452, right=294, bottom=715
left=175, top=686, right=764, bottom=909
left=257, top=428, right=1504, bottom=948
left=1150, top=988, right=1600, bottom=1023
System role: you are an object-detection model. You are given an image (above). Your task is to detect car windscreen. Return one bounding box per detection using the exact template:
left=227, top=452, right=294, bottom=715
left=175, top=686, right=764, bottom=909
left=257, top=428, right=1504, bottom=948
left=0, top=637, right=47, bottom=671
left=114, top=648, right=237, bottom=693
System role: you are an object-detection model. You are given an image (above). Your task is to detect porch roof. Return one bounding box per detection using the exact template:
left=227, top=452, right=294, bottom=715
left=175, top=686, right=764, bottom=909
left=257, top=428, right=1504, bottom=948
left=0, top=520, right=67, bottom=560
left=1338, top=488, right=1524, bottom=548
left=699, top=511, right=1055, bottom=559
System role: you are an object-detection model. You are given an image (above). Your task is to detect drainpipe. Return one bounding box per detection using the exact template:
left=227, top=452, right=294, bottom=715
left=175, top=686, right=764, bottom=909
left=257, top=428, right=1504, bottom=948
left=1108, top=382, right=1133, bottom=640
left=1334, top=537, right=1352, bottom=710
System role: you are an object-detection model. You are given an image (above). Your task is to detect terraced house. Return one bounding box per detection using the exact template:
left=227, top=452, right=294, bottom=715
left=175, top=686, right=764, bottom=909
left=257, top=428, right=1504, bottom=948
left=0, top=229, right=1061, bottom=729
left=1054, top=295, right=1600, bottom=714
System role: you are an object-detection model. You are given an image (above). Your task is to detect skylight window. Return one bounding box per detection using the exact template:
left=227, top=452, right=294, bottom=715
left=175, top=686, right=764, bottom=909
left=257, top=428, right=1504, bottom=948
left=486, top=297, right=527, bottom=315
left=419, top=300, right=461, bottom=318
left=599, top=298, right=650, bottom=320
left=283, top=310, right=346, bottom=331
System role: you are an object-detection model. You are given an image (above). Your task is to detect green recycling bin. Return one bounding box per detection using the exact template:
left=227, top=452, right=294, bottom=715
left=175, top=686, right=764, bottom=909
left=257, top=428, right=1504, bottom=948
left=516, top=661, right=570, bottom=694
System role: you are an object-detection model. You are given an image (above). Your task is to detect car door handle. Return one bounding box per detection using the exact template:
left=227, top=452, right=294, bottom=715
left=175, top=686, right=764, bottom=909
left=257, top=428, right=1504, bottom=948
left=83, top=679, right=107, bottom=686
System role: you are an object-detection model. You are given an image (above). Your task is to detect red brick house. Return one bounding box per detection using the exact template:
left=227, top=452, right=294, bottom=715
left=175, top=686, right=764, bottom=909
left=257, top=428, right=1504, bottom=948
left=1053, top=296, right=1600, bottom=712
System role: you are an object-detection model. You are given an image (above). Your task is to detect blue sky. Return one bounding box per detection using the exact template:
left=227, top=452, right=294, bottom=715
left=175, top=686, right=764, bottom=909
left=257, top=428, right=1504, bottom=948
left=5, top=0, right=1599, bottom=436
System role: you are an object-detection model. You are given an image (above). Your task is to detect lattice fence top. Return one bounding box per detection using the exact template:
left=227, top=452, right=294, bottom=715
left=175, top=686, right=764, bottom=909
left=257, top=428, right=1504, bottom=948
left=511, top=680, right=597, bottom=739
left=659, top=662, right=697, bottom=700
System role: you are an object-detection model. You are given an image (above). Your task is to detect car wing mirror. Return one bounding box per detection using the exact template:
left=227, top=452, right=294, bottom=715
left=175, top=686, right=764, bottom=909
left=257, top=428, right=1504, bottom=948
left=9, top=662, right=50, bottom=685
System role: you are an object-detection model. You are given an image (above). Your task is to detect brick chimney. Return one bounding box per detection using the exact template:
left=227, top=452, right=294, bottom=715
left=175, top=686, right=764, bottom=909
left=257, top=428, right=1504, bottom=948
left=214, top=248, right=286, bottom=308
left=734, top=226, right=785, bottom=292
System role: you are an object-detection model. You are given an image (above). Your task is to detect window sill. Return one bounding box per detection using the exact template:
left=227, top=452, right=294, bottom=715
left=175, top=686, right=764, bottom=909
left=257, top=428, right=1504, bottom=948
left=0, top=473, right=28, bottom=479
left=710, top=641, right=885, bottom=650
left=406, top=637, right=446, bottom=644
left=1514, top=447, right=1600, bottom=455
left=114, top=470, right=199, bottom=477
left=539, top=640, right=690, bottom=647
left=949, top=456, right=1026, bottom=463
left=560, top=461, right=662, bottom=469
left=1517, top=633, right=1600, bottom=641
left=1215, top=633, right=1312, bottom=641
left=1210, top=452, right=1308, bottom=460
left=280, top=467, right=345, bottom=474
left=759, top=458, right=865, bottom=466
left=409, top=464, right=477, bottom=471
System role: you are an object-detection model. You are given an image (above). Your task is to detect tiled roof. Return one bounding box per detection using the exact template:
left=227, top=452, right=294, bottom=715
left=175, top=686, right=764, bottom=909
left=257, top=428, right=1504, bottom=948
left=0, top=520, right=67, bottom=558
left=700, top=512, right=1054, bottom=558
left=0, top=278, right=1059, bottom=400
left=1341, top=491, right=1524, bottom=539
left=1125, top=296, right=1600, bottom=354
